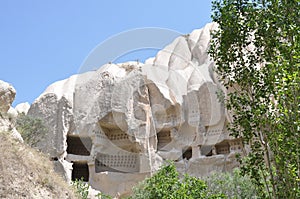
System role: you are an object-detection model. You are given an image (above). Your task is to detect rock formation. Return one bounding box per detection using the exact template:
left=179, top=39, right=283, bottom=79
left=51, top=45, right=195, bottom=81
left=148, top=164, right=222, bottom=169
left=0, top=80, right=23, bottom=142
left=0, top=80, right=16, bottom=114
left=27, top=23, right=243, bottom=198
left=15, top=102, right=30, bottom=115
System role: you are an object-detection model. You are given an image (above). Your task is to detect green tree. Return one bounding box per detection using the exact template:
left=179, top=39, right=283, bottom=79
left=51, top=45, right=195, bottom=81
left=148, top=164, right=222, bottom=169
left=204, top=168, right=257, bottom=198
left=128, top=162, right=225, bottom=199
left=16, top=114, right=47, bottom=147
left=210, top=0, right=299, bottom=198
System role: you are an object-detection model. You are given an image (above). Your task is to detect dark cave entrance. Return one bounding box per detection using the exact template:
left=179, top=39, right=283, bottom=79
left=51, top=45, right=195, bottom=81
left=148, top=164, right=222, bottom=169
left=201, top=145, right=213, bottom=157
left=72, top=162, right=89, bottom=182
left=66, top=135, right=92, bottom=156
left=182, top=147, right=192, bottom=160
left=157, top=129, right=171, bottom=150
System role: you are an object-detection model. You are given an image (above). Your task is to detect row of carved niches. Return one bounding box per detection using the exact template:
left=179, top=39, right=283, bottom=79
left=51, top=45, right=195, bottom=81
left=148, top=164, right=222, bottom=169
left=229, top=139, right=243, bottom=152
left=216, top=140, right=230, bottom=154
left=104, top=128, right=129, bottom=141
left=98, top=122, right=141, bottom=153
left=205, top=140, right=243, bottom=155
left=181, top=139, right=243, bottom=160
left=67, top=135, right=92, bottom=156
left=95, top=153, right=140, bottom=173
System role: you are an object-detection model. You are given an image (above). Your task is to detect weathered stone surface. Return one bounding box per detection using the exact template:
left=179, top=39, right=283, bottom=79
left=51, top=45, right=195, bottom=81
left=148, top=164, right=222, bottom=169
left=0, top=80, right=16, bottom=113
left=7, top=106, right=18, bottom=119
left=28, top=22, right=242, bottom=197
left=0, top=80, right=23, bottom=142
left=15, top=102, right=30, bottom=115
left=28, top=93, right=74, bottom=158
left=53, top=159, right=73, bottom=182
left=10, top=127, right=23, bottom=142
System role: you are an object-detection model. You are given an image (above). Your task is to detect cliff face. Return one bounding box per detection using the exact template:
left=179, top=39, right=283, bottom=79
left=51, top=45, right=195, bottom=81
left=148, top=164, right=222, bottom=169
left=28, top=23, right=243, bottom=198
left=0, top=80, right=23, bottom=142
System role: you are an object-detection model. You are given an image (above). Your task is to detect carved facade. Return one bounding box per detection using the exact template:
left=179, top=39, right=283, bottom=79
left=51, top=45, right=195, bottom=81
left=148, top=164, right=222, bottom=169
left=27, top=23, right=243, bottom=198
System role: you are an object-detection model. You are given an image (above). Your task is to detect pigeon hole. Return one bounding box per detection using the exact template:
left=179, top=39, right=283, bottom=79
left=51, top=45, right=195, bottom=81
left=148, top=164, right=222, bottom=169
left=94, top=153, right=139, bottom=173
left=215, top=141, right=230, bottom=155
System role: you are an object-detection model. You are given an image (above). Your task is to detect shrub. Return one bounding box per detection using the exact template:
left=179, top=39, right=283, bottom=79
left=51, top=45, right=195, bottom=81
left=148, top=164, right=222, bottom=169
left=71, top=178, right=89, bottom=199
left=128, top=162, right=226, bottom=199
left=15, top=114, right=47, bottom=147
left=204, top=168, right=257, bottom=199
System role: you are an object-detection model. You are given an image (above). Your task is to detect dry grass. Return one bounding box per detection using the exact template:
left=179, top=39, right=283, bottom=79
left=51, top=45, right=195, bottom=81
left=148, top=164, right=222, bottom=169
left=0, top=131, right=78, bottom=199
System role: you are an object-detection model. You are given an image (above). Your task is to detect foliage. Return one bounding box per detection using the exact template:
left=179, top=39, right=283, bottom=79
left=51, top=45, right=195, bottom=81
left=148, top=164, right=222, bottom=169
left=0, top=131, right=78, bottom=198
left=210, top=0, right=300, bottom=198
left=204, top=168, right=257, bottom=198
left=95, top=192, right=113, bottom=199
left=72, top=178, right=113, bottom=199
left=128, top=162, right=226, bottom=199
left=71, top=178, right=89, bottom=199
left=15, top=113, right=47, bottom=147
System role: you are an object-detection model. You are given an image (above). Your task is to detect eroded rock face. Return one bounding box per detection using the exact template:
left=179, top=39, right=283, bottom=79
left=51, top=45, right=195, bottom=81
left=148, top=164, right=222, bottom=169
left=28, top=93, right=74, bottom=158
left=0, top=80, right=23, bottom=142
left=28, top=23, right=242, bottom=198
left=26, top=76, right=78, bottom=182
left=0, top=80, right=16, bottom=113
left=15, top=102, right=30, bottom=115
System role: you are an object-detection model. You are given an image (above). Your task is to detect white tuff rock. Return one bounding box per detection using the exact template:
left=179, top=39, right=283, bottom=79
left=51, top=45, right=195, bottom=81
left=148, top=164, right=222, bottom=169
left=15, top=102, right=30, bottom=115
left=0, top=80, right=16, bottom=113
left=0, top=80, right=23, bottom=142
left=28, top=23, right=242, bottom=198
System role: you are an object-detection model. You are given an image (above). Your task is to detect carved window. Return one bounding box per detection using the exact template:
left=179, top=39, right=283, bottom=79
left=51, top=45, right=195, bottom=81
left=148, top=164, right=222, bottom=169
left=72, top=162, right=89, bottom=182
left=201, top=145, right=213, bottom=156
left=182, top=147, right=192, bottom=160
left=157, top=130, right=171, bottom=150
left=67, top=135, right=92, bottom=156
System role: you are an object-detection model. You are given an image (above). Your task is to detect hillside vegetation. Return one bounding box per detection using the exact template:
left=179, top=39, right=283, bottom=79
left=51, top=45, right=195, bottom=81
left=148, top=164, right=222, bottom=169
left=0, top=131, right=78, bottom=199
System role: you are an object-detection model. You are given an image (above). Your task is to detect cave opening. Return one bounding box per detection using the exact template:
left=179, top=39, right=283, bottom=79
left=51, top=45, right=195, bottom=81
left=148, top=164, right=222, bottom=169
left=182, top=147, right=192, bottom=160
left=201, top=145, right=213, bottom=156
left=72, top=162, right=89, bottom=182
left=67, top=135, right=92, bottom=156
left=157, top=129, right=171, bottom=150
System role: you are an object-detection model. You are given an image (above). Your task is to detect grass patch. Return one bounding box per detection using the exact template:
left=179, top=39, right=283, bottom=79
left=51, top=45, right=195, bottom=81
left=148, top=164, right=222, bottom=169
left=0, top=131, right=78, bottom=198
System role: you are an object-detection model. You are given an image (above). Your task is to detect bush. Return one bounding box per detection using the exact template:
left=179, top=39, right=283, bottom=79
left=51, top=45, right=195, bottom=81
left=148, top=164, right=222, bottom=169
left=15, top=114, right=47, bottom=147
left=72, top=178, right=113, bottom=199
left=128, top=162, right=226, bottom=199
left=204, top=168, right=257, bottom=199
left=95, top=192, right=113, bottom=199
left=71, top=178, right=89, bottom=199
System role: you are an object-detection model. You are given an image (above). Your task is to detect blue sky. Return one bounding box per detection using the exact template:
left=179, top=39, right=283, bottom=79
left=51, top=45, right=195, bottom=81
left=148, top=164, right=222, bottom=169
left=0, top=1, right=212, bottom=106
